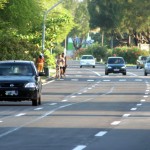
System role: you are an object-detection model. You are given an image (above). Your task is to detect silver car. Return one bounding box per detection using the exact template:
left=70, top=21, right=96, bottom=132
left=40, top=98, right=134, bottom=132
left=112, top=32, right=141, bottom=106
left=144, top=57, right=150, bottom=76
left=80, top=55, right=95, bottom=68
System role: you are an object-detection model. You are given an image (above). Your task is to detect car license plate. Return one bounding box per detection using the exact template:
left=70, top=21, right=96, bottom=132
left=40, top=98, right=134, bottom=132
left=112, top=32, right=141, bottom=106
left=114, top=69, right=119, bottom=71
left=5, top=90, right=18, bottom=96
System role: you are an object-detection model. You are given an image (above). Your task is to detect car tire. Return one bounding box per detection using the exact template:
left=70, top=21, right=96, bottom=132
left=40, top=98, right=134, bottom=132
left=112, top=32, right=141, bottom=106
left=93, top=66, right=95, bottom=68
left=105, top=72, right=108, bottom=75
left=80, top=65, right=82, bottom=68
left=38, top=94, right=41, bottom=105
left=32, top=99, right=38, bottom=106
left=144, top=71, right=147, bottom=76
left=123, top=72, right=126, bottom=75
left=136, top=65, right=139, bottom=69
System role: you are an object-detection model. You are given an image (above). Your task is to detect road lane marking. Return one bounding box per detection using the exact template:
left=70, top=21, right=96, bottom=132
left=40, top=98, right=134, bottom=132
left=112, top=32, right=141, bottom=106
left=130, top=108, right=137, bottom=111
left=119, top=79, right=126, bottom=82
left=111, top=121, right=121, bottom=125
left=137, top=104, right=142, bottom=106
left=103, top=80, right=110, bottom=82
left=123, top=114, right=131, bottom=117
left=62, top=100, right=68, bottom=102
left=72, top=145, right=86, bottom=150
left=88, top=87, right=92, bottom=90
left=143, top=95, right=148, bottom=98
left=71, top=79, right=79, bottom=81
left=141, top=99, right=146, bottom=102
left=127, top=72, right=138, bottom=76
left=71, top=96, right=76, bottom=98
left=34, top=107, right=43, bottom=110
left=95, top=131, right=107, bottom=137
left=135, top=79, right=143, bottom=82
left=15, top=113, right=26, bottom=117
left=87, top=80, right=94, bottom=82
left=78, top=93, right=82, bottom=95
left=0, top=121, right=3, bottom=123
left=49, top=103, right=57, bottom=105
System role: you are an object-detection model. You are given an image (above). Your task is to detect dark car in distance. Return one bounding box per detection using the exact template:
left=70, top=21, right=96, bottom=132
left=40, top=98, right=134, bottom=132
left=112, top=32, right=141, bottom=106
left=105, top=57, right=126, bottom=75
left=0, top=60, right=44, bottom=106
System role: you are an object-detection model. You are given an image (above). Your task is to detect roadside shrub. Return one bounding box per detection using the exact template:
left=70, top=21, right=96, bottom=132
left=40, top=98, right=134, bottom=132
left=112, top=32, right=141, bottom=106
left=113, top=46, right=149, bottom=64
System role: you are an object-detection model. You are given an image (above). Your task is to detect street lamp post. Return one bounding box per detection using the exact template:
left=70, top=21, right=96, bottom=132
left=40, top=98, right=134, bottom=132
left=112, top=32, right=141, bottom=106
left=42, top=0, right=64, bottom=52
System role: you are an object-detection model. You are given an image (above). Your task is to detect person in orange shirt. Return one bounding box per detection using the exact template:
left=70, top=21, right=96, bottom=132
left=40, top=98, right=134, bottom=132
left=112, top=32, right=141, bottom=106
left=37, top=54, right=45, bottom=72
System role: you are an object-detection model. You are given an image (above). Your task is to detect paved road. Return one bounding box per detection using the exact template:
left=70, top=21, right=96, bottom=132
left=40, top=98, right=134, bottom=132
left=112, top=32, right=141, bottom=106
left=0, top=60, right=150, bottom=150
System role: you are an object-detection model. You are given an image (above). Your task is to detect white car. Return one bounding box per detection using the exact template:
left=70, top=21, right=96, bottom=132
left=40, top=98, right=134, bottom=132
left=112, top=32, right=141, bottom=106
left=144, top=57, right=150, bottom=76
left=80, top=55, right=95, bottom=68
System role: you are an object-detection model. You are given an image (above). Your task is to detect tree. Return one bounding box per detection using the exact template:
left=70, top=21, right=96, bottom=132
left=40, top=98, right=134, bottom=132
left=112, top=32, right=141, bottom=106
left=87, top=0, right=150, bottom=47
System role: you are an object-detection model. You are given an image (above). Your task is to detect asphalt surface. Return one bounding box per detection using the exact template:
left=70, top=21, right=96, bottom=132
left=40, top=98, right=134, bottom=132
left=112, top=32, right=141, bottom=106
left=0, top=60, right=150, bottom=150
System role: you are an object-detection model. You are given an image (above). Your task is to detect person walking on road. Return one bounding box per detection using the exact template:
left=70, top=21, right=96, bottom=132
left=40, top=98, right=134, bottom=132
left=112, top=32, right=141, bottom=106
left=61, top=53, right=67, bottom=77
left=37, top=54, right=45, bottom=72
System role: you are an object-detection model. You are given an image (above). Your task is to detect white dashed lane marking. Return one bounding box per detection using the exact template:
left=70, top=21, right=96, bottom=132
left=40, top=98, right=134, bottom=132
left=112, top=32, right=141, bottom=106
left=111, top=121, right=121, bottom=125
left=15, top=113, right=26, bottom=117
left=130, top=108, right=137, bottom=111
left=34, top=108, right=43, bottom=111
left=72, top=145, right=86, bottom=150
left=123, top=114, right=131, bottom=117
left=49, top=103, right=57, bottom=106
left=141, top=99, right=146, bottom=102
left=95, top=131, right=107, bottom=137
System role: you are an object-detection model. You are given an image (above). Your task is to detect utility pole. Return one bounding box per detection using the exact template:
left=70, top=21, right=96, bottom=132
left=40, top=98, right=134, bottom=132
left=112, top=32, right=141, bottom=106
left=42, top=0, right=64, bottom=52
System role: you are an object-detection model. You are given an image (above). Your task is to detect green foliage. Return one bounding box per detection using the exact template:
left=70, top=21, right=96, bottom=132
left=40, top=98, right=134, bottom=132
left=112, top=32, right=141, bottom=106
left=113, top=47, right=150, bottom=64
left=73, top=43, right=108, bottom=61
left=0, top=0, right=7, bottom=9
left=0, top=32, right=39, bottom=61
left=43, top=49, right=56, bottom=68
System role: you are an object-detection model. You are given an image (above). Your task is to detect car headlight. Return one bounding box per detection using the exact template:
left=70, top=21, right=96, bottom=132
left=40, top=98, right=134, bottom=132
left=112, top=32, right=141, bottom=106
left=25, top=82, right=37, bottom=88
left=107, top=66, right=112, bottom=69
left=121, top=66, right=126, bottom=69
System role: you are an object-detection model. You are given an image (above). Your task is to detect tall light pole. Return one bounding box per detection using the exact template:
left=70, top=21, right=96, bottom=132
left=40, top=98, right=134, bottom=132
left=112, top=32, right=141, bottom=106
left=42, top=0, right=64, bottom=52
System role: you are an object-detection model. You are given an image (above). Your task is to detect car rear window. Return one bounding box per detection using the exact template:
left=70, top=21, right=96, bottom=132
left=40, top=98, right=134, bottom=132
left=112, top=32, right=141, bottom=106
left=82, top=56, right=94, bottom=59
left=0, top=63, right=34, bottom=76
left=108, top=58, right=124, bottom=64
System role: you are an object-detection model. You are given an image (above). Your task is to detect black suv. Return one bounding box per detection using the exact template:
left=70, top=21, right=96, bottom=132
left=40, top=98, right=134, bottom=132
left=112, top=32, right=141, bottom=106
left=0, top=60, right=44, bottom=106
left=105, top=57, right=126, bottom=75
left=136, top=56, right=148, bottom=69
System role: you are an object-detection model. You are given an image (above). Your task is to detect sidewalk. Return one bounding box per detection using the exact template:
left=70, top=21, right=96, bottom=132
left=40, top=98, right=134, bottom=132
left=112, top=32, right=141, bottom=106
left=41, top=68, right=55, bottom=83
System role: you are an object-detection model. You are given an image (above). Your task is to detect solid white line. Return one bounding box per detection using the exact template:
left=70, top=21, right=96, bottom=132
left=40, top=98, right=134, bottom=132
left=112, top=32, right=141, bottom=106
left=0, top=120, right=3, bottom=123
left=88, top=88, right=92, bottom=90
left=123, top=114, right=131, bottom=117
left=95, top=131, right=107, bottom=137
left=42, top=80, right=54, bottom=85
left=143, top=95, right=148, bottom=98
left=72, top=145, right=86, bottom=150
left=111, top=121, right=121, bottom=125
left=15, top=113, right=26, bottom=117
left=78, top=93, right=82, bottom=95
left=130, top=108, right=137, bottom=111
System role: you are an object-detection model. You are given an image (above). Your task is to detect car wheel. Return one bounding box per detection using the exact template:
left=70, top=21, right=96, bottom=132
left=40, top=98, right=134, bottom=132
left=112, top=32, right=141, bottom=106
left=105, top=72, right=108, bottom=75
left=144, top=71, right=147, bottom=76
left=32, top=99, right=38, bottom=106
left=38, top=94, right=41, bottom=105
left=93, top=66, right=95, bottom=68
left=123, top=72, right=126, bottom=75
left=80, top=65, right=82, bottom=68
left=136, top=65, right=139, bottom=69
